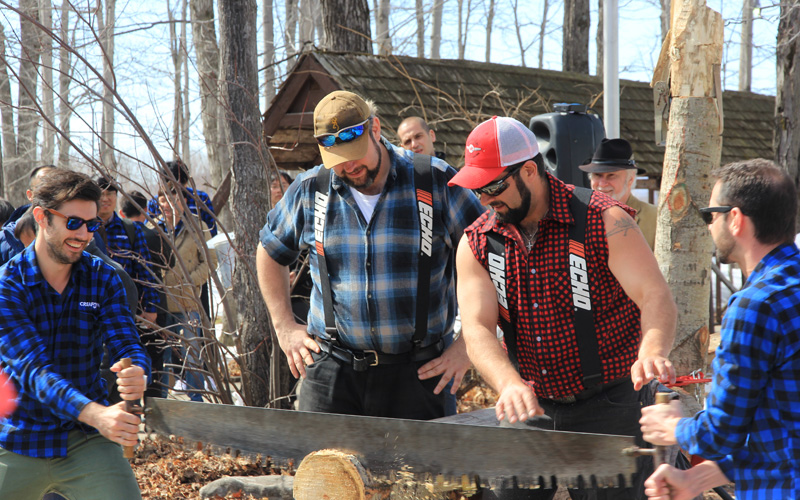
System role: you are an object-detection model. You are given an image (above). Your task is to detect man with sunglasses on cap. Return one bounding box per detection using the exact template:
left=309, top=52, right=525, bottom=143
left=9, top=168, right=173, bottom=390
left=580, top=138, right=657, bottom=250
left=0, top=169, right=149, bottom=500
left=256, top=90, right=484, bottom=419
left=451, top=116, right=677, bottom=499
left=640, top=159, right=800, bottom=500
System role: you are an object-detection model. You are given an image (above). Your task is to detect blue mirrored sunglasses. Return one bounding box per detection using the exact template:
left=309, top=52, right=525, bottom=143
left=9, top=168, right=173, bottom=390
left=315, top=119, right=370, bottom=148
left=48, top=208, right=103, bottom=232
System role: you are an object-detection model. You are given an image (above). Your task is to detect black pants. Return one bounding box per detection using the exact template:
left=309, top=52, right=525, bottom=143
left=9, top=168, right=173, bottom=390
left=480, top=379, right=652, bottom=500
left=299, top=351, right=445, bottom=420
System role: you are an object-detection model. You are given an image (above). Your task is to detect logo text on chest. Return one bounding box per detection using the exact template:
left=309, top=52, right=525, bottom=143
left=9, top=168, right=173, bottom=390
left=569, top=251, right=591, bottom=310
left=487, top=252, right=508, bottom=309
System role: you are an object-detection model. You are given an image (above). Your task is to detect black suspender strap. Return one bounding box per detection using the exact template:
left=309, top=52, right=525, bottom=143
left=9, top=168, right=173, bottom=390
left=412, top=154, right=434, bottom=350
left=567, top=187, right=602, bottom=388
left=314, top=168, right=338, bottom=342
left=313, top=155, right=435, bottom=351
left=485, top=232, right=518, bottom=369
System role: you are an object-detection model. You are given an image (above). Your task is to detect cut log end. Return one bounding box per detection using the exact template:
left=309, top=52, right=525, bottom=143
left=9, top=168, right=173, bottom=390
left=293, top=449, right=369, bottom=500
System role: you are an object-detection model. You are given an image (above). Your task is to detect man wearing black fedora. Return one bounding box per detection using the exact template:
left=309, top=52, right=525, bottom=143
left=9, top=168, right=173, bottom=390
left=580, top=138, right=657, bottom=250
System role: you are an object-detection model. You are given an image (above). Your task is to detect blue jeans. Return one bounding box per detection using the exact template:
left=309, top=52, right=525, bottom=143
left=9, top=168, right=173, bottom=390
left=166, top=311, right=204, bottom=402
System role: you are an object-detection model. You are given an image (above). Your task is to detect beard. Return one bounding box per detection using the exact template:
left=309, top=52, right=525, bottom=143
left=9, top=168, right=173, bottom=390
left=46, top=235, right=84, bottom=265
left=339, top=162, right=380, bottom=190
left=713, top=224, right=736, bottom=265
left=495, top=174, right=532, bottom=225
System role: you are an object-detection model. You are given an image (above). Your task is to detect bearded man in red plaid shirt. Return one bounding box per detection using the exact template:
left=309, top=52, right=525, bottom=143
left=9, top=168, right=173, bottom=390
left=451, top=117, right=677, bottom=500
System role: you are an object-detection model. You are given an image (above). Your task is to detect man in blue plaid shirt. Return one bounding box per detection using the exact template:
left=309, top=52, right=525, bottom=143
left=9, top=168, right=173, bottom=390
left=640, top=159, right=800, bottom=499
left=0, top=170, right=150, bottom=500
left=257, top=91, right=484, bottom=419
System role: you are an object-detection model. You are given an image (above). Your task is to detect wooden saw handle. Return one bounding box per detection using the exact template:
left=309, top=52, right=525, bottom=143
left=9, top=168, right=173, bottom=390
left=653, top=392, right=673, bottom=467
left=119, top=357, right=136, bottom=459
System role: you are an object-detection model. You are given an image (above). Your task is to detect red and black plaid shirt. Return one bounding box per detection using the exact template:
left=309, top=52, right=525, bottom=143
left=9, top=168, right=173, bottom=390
left=466, top=173, right=641, bottom=400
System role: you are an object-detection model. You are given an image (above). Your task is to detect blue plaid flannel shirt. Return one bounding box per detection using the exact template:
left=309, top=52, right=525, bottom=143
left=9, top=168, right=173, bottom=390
left=676, top=243, right=800, bottom=499
left=104, top=211, right=159, bottom=313
left=148, top=187, right=217, bottom=236
left=0, top=246, right=150, bottom=458
left=260, top=138, right=484, bottom=354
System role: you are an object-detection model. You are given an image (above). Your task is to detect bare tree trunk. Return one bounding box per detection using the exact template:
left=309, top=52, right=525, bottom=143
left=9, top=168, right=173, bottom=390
left=39, top=0, right=55, bottom=166
left=181, top=0, right=191, bottom=161
left=739, top=0, right=753, bottom=92
left=654, top=0, right=723, bottom=379
left=190, top=0, right=230, bottom=223
left=485, top=0, right=495, bottom=63
left=430, top=0, right=444, bottom=59
left=596, top=0, right=603, bottom=78
left=284, top=0, right=298, bottom=59
left=299, top=0, right=314, bottom=53
left=320, top=0, right=371, bottom=53
left=415, top=0, right=424, bottom=58
left=218, top=0, right=275, bottom=407
left=263, top=0, right=276, bottom=109
left=538, top=0, right=549, bottom=68
left=660, top=0, right=671, bottom=42
left=169, top=1, right=182, bottom=159
left=775, top=0, right=800, bottom=208
left=98, top=0, right=116, bottom=170
left=57, top=1, right=72, bottom=169
left=15, top=0, right=41, bottom=204
left=376, top=0, right=391, bottom=55
left=0, top=23, right=18, bottom=198
left=313, top=0, right=325, bottom=48
left=513, top=0, right=526, bottom=67
left=562, top=0, right=590, bottom=74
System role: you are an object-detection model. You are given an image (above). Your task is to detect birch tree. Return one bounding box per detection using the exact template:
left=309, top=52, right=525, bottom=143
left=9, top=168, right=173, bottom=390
left=562, top=0, right=590, bottom=74
left=98, top=0, right=116, bottom=171
left=57, top=1, right=72, bottom=169
left=415, top=0, right=424, bottom=58
left=739, top=0, right=753, bottom=92
left=538, top=0, right=549, bottom=68
left=0, top=23, right=16, bottom=198
left=298, top=0, right=314, bottom=53
left=181, top=0, right=190, bottom=161
left=39, top=0, right=54, bottom=166
left=169, top=1, right=182, bottom=160
left=376, top=0, right=392, bottom=55
left=660, top=0, right=671, bottom=42
left=457, top=0, right=473, bottom=60
left=284, top=0, right=298, bottom=63
left=431, top=0, right=444, bottom=59
left=596, top=0, right=603, bottom=78
left=263, top=0, right=276, bottom=108
left=485, top=0, right=495, bottom=63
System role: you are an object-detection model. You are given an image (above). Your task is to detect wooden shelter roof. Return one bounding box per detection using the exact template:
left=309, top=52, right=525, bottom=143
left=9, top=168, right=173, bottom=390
left=263, top=51, right=775, bottom=179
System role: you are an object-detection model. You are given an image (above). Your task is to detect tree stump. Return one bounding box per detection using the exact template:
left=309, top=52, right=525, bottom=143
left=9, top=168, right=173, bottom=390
left=293, top=449, right=371, bottom=500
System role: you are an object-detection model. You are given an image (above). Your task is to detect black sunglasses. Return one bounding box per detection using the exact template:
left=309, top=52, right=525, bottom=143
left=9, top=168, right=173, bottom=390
left=699, top=206, right=734, bottom=224
left=315, top=119, right=370, bottom=148
left=473, top=163, right=525, bottom=197
left=48, top=208, right=103, bottom=232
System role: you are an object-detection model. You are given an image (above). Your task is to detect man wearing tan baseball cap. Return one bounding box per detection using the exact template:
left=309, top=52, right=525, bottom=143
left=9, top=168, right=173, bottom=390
left=452, top=116, right=677, bottom=499
left=256, top=90, right=484, bottom=420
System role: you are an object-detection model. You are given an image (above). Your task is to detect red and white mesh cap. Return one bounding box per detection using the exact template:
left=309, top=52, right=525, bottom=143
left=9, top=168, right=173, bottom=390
left=448, top=116, right=540, bottom=189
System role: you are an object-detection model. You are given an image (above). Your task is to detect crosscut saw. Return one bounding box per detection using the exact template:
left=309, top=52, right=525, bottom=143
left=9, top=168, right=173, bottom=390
left=144, top=398, right=640, bottom=489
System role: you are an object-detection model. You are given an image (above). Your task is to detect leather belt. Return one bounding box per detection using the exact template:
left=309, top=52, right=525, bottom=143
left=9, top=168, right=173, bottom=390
left=315, top=337, right=444, bottom=372
left=542, top=377, right=631, bottom=405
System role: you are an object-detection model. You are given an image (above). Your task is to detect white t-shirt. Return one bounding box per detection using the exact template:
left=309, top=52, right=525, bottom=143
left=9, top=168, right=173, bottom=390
left=349, top=187, right=381, bottom=223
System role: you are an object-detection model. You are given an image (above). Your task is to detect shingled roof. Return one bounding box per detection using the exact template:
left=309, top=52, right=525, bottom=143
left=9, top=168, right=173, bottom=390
left=263, top=51, right=775, bottom=179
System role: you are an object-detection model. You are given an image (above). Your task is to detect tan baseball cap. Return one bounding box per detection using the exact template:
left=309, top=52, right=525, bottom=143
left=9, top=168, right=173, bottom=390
left=314, top=91, right=371, bottom=168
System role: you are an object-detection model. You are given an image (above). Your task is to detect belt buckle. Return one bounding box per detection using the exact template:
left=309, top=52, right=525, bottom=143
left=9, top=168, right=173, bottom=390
left=364, top=349, right=379, bottom=367
left=352, top=350, right=379, bottom=371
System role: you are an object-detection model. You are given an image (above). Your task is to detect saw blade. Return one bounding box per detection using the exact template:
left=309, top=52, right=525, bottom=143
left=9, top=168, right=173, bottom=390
left=144, top=398, right=636, bottom=488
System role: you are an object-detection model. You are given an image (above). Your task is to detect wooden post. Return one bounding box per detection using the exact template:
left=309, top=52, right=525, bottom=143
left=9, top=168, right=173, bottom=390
left=293, top=449, right=370, bottom=500
left=651, top=0, right=723, bottom=381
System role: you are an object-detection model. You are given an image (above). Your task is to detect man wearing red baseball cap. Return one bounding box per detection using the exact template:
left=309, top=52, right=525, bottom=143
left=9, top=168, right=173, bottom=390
left=256, top=91, right=484, bottom=420
left=451, top=116, right=677, bottom=499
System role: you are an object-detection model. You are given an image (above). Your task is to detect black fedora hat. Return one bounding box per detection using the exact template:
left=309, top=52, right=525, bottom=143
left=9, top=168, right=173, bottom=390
left=579, top=138, right=637, bottom=173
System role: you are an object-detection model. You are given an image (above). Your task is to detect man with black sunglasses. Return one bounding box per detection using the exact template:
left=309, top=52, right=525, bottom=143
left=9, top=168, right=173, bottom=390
left=0, top=169, right=149, bottom=500
left=257, top=90, right=483, bottom=419
left=640, top=159, right=800, bottom=500
left=450, top=116, right=677, bottom=500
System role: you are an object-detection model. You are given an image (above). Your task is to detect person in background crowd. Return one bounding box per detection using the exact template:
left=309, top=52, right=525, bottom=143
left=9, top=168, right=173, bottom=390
left=579, top=138, right=658, bottom=250
left=451, top=116, right=676, bottom=500
left=640, top=159, right=800, bottom=500
left=152, top=185, right=217, bottom=402
left=0, top=169, right=149, bottom=500
left=271, top=170, right=293, bottom=209
left=121, top=190, right=173, bottom=399
left=0, top=199, right=14, bottom=227
left=257, top=91, right=484, bottom=419
left=397, top=116, right=446, bottom=160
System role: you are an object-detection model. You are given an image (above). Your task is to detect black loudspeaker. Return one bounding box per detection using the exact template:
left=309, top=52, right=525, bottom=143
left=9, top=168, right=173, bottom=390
left=529, top=103, right=606, bottom=188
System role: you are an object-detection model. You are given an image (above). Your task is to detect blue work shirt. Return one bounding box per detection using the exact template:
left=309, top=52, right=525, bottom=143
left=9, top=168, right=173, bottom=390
left=259, top=138, right=484, bottom=354
left=148, top=187, right=217, bottom=237
left=676, top=243, right=800, bottom=499
left=0, top=246, right=150, bottom=458
left=103, top=211, right=160, bottom=313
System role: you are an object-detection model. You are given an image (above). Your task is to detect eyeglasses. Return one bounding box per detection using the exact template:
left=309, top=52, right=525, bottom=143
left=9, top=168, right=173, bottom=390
left=47, top=208, right=103, bottom=232
left=315, top=119, right=370, bottom=148
left=473, top=163, right=525, bottom=197
left=699, top=206, right=734, bottom=224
